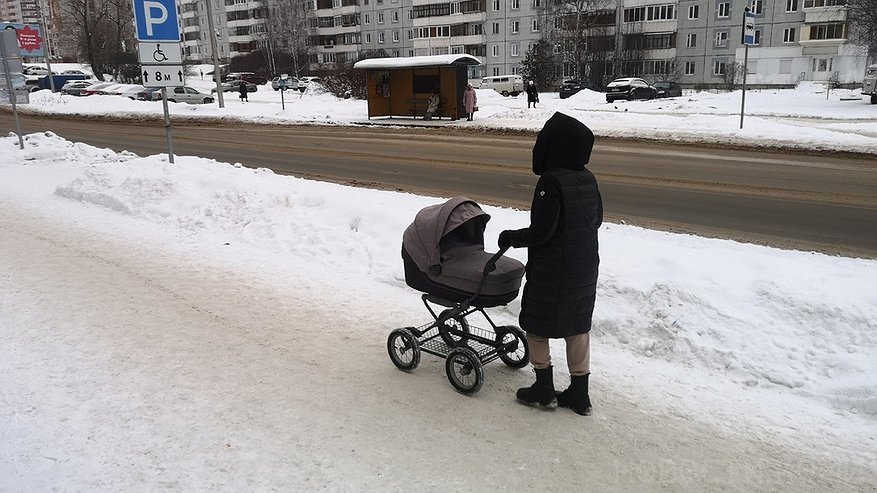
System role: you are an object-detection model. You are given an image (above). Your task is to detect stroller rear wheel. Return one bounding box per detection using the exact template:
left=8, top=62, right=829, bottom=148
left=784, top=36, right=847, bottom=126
left=496, top=326, right=529, bottom=369
left=445, top=347, right=484, bottom=394
left=388, top=328, right=421, bottom=371
left=438, top=309, right=471, bottom=348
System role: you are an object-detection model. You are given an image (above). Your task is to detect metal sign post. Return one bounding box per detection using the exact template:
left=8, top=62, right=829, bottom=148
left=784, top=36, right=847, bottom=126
left=133, top=0, right=183, bottom=164
left=1, top=30, right=25, bottom=150
left=280, top=73, right=288, bottom=110
left=740, top=8, right=755, bottom=129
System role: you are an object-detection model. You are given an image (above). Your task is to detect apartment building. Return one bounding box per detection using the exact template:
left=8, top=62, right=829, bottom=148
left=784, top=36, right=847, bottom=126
left=677, top=0, right=865, bottom=86
left=178, top=0, right=866, bottom=86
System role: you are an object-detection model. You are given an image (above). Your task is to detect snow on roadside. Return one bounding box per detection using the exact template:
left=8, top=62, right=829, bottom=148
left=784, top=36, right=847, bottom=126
left=2, top=132, right=875, bottom=467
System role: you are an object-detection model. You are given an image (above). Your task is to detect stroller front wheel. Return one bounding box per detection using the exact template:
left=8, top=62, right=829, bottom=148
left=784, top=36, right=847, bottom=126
left=388, top=328, right=421, bottom=371
left=438, top=309, right=471, bottom=348
left=496, top=326, right=530, bottom=369
left=445, top=347, right=484, bottom=394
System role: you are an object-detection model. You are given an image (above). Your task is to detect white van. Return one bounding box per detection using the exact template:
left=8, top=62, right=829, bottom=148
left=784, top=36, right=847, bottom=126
left=480, top=75, right=523, bottom=96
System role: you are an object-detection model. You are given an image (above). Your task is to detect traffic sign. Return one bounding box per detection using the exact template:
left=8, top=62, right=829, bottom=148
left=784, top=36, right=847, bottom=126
left=138, top=42, right=182, bottom=64
left=743, top=10, right=756, bottom=45
left=0, top=88, right=30, bottom=104
left=141, top=65, right=185, bottom=87
left=133, top=0, right=180, bottom=42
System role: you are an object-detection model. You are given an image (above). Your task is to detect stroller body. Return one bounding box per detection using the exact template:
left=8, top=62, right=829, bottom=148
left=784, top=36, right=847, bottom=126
left=388, top=197, right=530, bottom=394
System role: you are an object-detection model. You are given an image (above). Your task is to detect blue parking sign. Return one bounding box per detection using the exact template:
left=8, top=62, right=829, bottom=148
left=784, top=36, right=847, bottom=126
left=133, top=0, right=180, bottom=42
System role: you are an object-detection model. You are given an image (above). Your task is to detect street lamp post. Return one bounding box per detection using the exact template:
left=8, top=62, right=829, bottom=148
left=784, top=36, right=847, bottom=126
left=205, top=0, right=224, bottom=108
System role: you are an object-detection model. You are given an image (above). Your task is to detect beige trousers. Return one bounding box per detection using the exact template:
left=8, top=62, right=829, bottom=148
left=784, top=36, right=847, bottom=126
left=527, top=332, right=590, bottom=376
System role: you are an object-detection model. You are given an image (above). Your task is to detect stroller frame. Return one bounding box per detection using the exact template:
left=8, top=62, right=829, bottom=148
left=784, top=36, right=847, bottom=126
left=388, top=248, right=530, bottom=394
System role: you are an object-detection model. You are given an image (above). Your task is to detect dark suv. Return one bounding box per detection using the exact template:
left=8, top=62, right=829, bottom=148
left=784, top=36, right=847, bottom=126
left=654, top=81, right=682, bottom=98
left=605, top=78, right=657, bottom=102
left=559, top=80, right=598, bottom=99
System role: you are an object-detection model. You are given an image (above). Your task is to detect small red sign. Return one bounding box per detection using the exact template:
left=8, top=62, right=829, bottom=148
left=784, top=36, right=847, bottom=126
left=16, top=25, right=44, bottom=53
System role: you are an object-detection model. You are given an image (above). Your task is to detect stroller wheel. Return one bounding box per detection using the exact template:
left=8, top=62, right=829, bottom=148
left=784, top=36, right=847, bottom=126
left=438, top=309, right=471, bottom=348
left=445, top=347, right=484, bottom=394
left=495, top=326, right=530, bottom=369
left=388, top=328, right=421, bottom=371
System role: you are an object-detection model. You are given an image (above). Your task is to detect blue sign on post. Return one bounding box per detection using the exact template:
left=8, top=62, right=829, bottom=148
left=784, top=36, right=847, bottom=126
left=742, top=10, right=756, bottom=45
left=133, top=0, right=180, bottom=42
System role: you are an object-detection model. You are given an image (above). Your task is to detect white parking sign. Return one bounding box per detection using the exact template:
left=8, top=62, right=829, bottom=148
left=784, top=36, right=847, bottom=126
left=133, top=0, right=180, bottom=42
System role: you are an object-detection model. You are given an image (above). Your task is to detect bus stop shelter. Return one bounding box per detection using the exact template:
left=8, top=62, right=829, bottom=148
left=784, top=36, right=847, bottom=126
left=353, top=54, right=480, bottom=121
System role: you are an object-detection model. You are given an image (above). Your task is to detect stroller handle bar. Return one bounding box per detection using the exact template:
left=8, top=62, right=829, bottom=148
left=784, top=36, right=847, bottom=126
left=482, top=245, right=510, bottom=276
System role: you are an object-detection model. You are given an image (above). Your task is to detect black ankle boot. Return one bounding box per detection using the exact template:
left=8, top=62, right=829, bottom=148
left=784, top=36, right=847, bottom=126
left=516, top=366, right=557, bottom=409
left=557, top=374, right=592, bottom=416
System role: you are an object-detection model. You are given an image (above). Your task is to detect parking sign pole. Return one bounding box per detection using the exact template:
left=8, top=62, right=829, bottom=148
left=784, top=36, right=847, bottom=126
left=161, top=87, right=175, bottom=163
left=0, top=31, right=24, bottom=150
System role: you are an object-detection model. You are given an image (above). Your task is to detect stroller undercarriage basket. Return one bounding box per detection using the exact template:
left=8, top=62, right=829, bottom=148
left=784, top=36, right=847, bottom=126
left=389, top=197, right=529, bottom=394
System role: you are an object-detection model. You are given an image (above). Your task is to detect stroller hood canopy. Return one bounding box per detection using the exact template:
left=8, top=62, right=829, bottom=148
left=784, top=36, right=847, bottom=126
left=402, top=197, right=490, bottom=274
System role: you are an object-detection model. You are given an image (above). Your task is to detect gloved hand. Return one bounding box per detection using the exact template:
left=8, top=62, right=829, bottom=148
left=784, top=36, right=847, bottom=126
left=498, top=230, right=513, bottom=249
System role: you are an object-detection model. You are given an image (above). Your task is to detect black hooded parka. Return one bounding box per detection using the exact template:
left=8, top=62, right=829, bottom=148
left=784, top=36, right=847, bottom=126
left=505, top=112, right=602, bottom=338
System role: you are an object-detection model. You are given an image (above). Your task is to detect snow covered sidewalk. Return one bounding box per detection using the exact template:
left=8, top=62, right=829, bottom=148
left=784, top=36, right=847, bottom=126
left=1, top=133, right=875, bottom=491
left=2, top=203, right=873, bottom=492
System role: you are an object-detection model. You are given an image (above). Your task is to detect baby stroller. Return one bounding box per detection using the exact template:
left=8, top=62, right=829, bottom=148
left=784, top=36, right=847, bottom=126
left=387, top=197, right=530, bottom=394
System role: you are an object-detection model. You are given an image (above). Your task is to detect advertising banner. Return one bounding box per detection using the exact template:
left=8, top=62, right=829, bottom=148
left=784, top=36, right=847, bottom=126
left=1, top=23, right=46, bottom=57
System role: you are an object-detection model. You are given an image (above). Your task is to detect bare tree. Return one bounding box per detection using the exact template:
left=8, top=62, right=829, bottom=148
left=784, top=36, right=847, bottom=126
left=58, top=0, right=135, bottom=80
left=847, top=0, right=877, bottom=53
left=719, top=62, right=744, bottom=92
left=257, top=0, right=312, bottom=76
left=546, top=0, right=616, bottom=88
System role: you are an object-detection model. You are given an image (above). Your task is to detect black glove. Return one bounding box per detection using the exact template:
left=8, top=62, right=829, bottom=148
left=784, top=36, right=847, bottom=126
left=498, top=230, right=513, bottom=249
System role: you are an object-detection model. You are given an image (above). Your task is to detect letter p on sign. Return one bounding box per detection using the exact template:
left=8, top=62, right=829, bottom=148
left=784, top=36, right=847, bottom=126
left=133, top=0, right=180, bottom=42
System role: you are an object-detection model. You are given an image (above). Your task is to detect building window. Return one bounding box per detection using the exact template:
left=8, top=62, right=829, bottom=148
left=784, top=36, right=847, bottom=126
left=624, top=4, right=676, bottom=22
left=532, top=18, right=538, bottom=31
left=511, top=43, right=519, bottom=56
left=392, top=31, right=399, bottom=42
left=533, top=0, right=541, bottom=6
left=510, top=20, right=519, bottom=33
left=378, top=12, right=384, bottom=23
left=813, top=57, right=832, bottom=71
left=492, top=45, right=499, bottom=57
left=493, top=0, right=500, bottom=10
left=511, top=0, right=520, bottom=9
left=786, top=0, right=798, bottom=10
left=493, top=67, right=500, bottom=76
left=492, top=22, right=500, bottom=34
left=750, top=0, right=763, bottom=14
left=715, top=30, right=728, bottom=47
left=379, top=32, right=385, bottom=43
left=718, top=2, right=730, bottom=18
left=392, top=10, right=399, bottom=22
left=688, top=4, right=699, bottom=19
left=783, top=27, right=796, bottom=43
left=713, top=60, right=726, bottom=75
left=365, top=33, right=371, bottom=43
left=686, top=33, right=697, bottom=47
left=803, top=0, right=847, bottom=7
left=753, top=29, right=761, bottom=44
left=364, top=13, right=370, bottom=24
left=809, top=23, right=845, bottom=40
left=685, top=61, right=696, bottom=75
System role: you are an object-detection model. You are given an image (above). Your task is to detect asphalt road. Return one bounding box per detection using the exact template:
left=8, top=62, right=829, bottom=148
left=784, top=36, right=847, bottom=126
left=3, top=111, right=876, bottom=258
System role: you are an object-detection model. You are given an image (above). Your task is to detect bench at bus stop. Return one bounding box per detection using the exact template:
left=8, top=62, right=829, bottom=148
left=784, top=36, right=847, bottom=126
left=407, top=97, right=449, bottom=119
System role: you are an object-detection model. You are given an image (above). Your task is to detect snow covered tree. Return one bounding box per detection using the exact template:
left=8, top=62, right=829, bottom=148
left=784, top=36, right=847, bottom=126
left=520, top=39, right=556, bottom=90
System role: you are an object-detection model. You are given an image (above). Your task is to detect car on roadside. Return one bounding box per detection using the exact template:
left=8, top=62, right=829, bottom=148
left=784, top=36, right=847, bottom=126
left=61, top=80, right=93, bottom=95
left=98, top=83, right=134, bottom=96
left=23, top=66, right=54, bottom=76
left=559, top=79, right=599, bottom=99
left=61, top=69, right=93, bottom=79
left=226, top=72, right=268, bottom=85
left=271, top=76, right=299, bottom=91
left=80, top=82, right=117, bottom=96
left=211, top=79, right=258, bottom=94
left=605, top=77, right=658, bottom=103
left=118, top=85, right=146, bottom=99
left=297, top=76, right=322, bottom=92
left=654, top=81, right=682, bottom=98
left=137, top=86, right=215, bottom=104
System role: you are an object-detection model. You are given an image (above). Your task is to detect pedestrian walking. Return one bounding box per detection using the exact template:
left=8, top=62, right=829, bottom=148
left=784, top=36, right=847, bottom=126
left=526, top=80, right=539, bottom=108
left=239, top=81, right=248, bottom=102
left=462, top=83, right=477, bottom=121
left=200, top=70, right=204, bottom=80
left=498, top=112, right=602, bottom=416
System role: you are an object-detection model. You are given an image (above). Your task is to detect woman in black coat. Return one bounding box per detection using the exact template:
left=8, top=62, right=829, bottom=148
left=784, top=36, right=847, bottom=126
left=498, top=112, right=602, bottom=416
left=238, top=81, right=248, bottom=102
left=525, top=80, right=539, bottom=108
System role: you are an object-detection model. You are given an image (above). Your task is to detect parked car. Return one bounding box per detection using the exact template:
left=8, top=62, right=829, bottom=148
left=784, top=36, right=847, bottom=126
left=605, top=77, right=658, bottom=102
left=22, top=66, right=54, bottom=76
left=271, top=76, right=299, bottom=91
left=654, top=81, right=682, bottom=98
left=559, top=79, right=599, bottom=99
left=61, top=80, right=93, bottom=95
left=226, top=72, right=268, bottom=85
left=98, top=84, right=133, bottom=96
left=80, top=82, right=117, bottom=96
left=61, top=69, right=93, bottom=79
left=138, top=86, right=215, bottom=104
left=297, top=76, right=321, bottom=91
left=211, top=79, right=258, bottom=93
left=118, top=85, right=146, bottom=99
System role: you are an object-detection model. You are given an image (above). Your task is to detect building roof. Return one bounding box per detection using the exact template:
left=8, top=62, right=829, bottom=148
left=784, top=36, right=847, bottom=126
left=353, top=54, right=481, bottom=70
